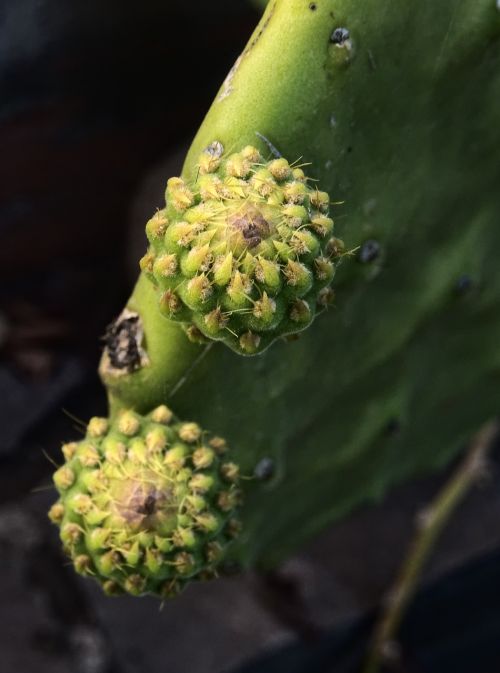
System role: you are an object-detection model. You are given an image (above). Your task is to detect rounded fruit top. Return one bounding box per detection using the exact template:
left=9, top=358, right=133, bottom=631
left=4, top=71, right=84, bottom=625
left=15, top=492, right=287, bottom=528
left=49, top=406, right=242, bottom=598
left=140, top=142, right=344, bottom=355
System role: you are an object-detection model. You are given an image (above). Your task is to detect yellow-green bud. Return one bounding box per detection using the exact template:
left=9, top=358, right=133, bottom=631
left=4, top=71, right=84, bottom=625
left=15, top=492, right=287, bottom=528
left=283, top=181, right=307, bottom=204
left=150, top=405, right=173, bottom=425
left=189, top=473, right=214, bottom=493
left=181, top=245, right=212, bottom=277
left=74, top=554, right=93, bottom=575
left=310, top=190, right=330, bottom=211
left=213, top=253, right=234, bottom=286
left=290, top=299, right=312, bottom=324
left=145, top=427, right=168, bottom=455
left=310, top=215, right=334, bottom=237
left=146, top=211, right=168, bottom=243
left=154, top=253, right=178, bottom=278
left=226, top=153, right=252, bottom=178
left=314, top=256, right=335, bottom=283
left=102, top=438, right=127, bottom=465
left=239, top=331, right=261, bottom=354
left=192, top=446, right=215, bottom=469
left=76, top=443, right=100, bottom=468
left=53, top=465, right=75, bottom=491
left=268, top=158, right=291, bottom=181
left=87, top=417, right=109, bottom=438
left=177, top=424, right=200, bottom=445
left=61, top=523, right=82, bottom=547
left=61, top=442, right=78, bottom=461
left=124, top=574, right=146, bottom=596
left=255, top=258, right=281, bottom=293
left=283, top=260, right=313, bottom=295
left=48, top=502, right=65, bottom=524
left=220, top=462, right=240, bottom=482
left=117, top=411, right=141, bottom=436
left=175, top=552, right=196, bottom=576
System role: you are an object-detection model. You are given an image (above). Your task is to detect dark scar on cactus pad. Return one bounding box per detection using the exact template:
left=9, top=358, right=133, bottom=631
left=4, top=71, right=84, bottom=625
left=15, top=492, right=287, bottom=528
left=330, top=28, right=350, bottom=45
left=455, top=274, right=473, bottom=295
left=103, top=309, right=149, bottom=374
left=358, top=239, right=381, bottom=264
left=254, top=457, right=276, bottom=481
left=384, top=418, right=401, bottom=437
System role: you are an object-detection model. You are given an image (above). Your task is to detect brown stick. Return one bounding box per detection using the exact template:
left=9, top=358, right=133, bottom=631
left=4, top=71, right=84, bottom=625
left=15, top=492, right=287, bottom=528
left=363, top=419, right=499, bottom=673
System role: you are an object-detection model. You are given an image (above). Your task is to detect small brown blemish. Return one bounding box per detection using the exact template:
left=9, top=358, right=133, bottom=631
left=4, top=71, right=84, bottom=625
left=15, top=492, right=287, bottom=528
left=114, top=480, right=173, bottom=530
left=136, top=494, right=158, bottom=517
left=229, top=206, right=270, bottom=249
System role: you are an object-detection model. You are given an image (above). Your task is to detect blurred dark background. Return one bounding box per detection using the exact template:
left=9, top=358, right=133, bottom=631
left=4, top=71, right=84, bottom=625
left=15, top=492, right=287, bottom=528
left=2, top=2, right=500, bottom=672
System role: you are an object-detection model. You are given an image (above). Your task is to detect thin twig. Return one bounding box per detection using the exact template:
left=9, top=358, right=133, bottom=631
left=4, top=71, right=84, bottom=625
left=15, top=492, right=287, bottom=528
left=363, top=418, right=499, bottom=673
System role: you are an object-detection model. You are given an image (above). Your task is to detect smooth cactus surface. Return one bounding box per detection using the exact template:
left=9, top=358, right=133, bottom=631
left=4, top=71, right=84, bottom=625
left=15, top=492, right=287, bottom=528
left=51, top=0, right=500, bottom=587
left=51, top=407, right=241, bottom=596
left=140, top=145, right=343, bottom=354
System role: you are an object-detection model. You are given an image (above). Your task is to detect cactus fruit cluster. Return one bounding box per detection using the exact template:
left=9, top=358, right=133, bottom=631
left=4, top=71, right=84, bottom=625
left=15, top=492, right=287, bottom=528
left=49, top=406, right=241, bottom=596
left=48, top=0, right=500, bottom=598
left=139, top=144, right=344, bottom=354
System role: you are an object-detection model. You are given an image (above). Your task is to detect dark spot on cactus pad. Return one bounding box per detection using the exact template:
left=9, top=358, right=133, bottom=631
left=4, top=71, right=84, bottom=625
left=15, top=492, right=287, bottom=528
left=103, top=310, right=145, bottom=373
left=229, top=206, right=271, bottom=249
left=309, top=2, right=317, bottom=10
left=455, top=274, right=474, bottom=295
left=358, top=239, right=381, bottom=264
left=384, top=417, right=402, bottom=437
left=330, top=27, right=350, bottom=46
left=254, top=457, right=276, bottom=481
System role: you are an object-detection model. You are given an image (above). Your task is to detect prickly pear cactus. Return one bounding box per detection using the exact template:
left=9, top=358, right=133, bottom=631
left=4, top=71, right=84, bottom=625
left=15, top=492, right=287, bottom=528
left=50, top=407, right=241, bottom=596
left=50, top=0, right=500, bottom=592
left=139, top=144, right=342, bottom=354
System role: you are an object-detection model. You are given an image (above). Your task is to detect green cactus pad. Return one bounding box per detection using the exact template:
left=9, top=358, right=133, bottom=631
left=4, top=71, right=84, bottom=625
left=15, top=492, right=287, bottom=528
left=49, top=406, right=241, bottom=597
left=140, top=144, right=344, bottom=355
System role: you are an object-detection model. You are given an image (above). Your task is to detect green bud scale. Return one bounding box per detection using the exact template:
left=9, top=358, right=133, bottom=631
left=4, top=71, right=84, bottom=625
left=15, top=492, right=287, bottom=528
left=141, top=144, right=344, bottom=355
left=50, top=406, right=242, bottom=598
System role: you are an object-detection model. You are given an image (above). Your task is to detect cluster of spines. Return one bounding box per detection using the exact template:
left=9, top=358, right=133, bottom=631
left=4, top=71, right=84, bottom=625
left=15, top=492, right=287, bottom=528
left=49, top=406, right=241, bottom=597
left=140, top=143, right=345, bottom=354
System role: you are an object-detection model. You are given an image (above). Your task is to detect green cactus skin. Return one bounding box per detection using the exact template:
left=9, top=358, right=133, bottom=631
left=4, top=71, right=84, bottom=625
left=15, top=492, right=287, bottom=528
left=54, top=0, right=500, bottom=583
left=139, top=145, right=343, bottom=355
left=50, top=407, right=241, bottom=596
